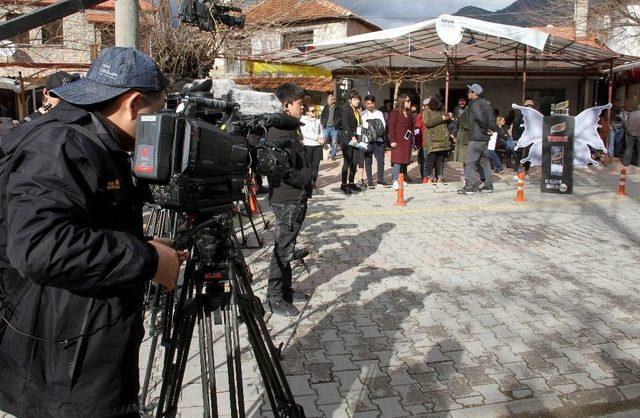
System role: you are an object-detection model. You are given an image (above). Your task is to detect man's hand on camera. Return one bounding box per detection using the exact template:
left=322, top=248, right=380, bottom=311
left=149, top=240, right=182, bottom=291
left=152, top=237, right=190, bottom=263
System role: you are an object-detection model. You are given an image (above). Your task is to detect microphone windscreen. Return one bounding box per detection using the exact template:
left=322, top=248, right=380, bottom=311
left=229, top=88, right=283, bottom=115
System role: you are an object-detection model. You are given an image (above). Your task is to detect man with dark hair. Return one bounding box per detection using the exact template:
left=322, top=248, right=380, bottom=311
left=458, top=83, right=495, bottom=195
left=336, top=89, right=363, bottom=195
left=361, top=95, right=387, bottom=187
left=23, top=71, right=80, bottom=123
left=266, top=83, right=312, bottom=316
left=0, top=47, right=186, bottom=417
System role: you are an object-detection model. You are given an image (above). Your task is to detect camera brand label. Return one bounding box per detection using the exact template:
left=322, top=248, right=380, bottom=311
left=141, top=115, right=157, bottom=122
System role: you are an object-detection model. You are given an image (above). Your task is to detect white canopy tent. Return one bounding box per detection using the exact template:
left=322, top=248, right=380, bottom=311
left=251, top=14, right=636, bottom=110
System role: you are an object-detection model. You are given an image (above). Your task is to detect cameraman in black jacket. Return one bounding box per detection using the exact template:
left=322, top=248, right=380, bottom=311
left=266, top=83, right=313, bottom=317
left=0, top=48, right=187, bottom=417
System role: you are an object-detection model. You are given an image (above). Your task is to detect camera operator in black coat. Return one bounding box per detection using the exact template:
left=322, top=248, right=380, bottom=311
left=0, top=47, right=187, bottom=417
left=265, top=83, right=313, bottom=317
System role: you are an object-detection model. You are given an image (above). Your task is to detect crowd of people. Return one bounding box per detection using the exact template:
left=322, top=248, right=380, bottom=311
left=305, top=83, right=546, bottom=196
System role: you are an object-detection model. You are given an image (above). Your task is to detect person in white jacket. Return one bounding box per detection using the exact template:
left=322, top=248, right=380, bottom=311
left=361, top=95, right=387, bottom=188
left=300, top=104, right=324, bottom=188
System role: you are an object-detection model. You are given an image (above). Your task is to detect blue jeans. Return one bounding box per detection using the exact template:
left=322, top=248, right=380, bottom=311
left=322, top=126, right=339, bottom=158
left=392, top=163, right=407, bottom=182
left=488, top=150, right=503, bottom=171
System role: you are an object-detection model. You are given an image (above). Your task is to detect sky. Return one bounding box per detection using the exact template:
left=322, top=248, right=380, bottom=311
left=337, top=0, right=516, bottom=29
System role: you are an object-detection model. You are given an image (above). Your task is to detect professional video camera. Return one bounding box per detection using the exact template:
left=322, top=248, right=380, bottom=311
left=133, top=79, right=299, bottom=212
left=179, top=0, right=245, bottom=30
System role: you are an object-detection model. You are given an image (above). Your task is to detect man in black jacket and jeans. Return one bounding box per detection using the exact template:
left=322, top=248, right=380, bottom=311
left=266, top=83, right=313, bottom=317
left=459, top=83, right=496, bottom=195
left=0, top=47, right=186, bottom=417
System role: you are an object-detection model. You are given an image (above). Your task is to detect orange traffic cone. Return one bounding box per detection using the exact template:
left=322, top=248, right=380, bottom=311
left=617, top=168, right=627, bottom=196
left=248, top=177, right=260, bottom=215
left=422, top=177, right=430, bottom=184
left=394, top=173, right=407, bottom=206
left=514, top=172, right=526, bottom=203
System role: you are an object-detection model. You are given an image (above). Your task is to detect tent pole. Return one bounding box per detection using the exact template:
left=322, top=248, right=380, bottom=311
left=444, top=55, right=450, bottom=113
left=18, top=71, right=27, bottom=121
left=607, top=59, right=614, bottom=119
left=521, top=47, right=528, bottom=103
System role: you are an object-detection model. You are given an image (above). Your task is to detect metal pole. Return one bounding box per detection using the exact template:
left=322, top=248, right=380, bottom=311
left=607, top=59, right=614, bottom=120
left=115, top=0, right=139, bottom=48
left=521, top=47, right=528, bottom=103
left=444, top=67, right=450, bottom=113
left=18, top=71, right=27, bottom=121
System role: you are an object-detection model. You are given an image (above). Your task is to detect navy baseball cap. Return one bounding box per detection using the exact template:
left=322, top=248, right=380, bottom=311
left=51, top=47, right=168, bottom=106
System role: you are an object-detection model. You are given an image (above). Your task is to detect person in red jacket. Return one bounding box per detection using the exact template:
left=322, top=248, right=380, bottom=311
left=388, top=93, right=414, bottom=190
left=413, top=103, right=426, bottom=180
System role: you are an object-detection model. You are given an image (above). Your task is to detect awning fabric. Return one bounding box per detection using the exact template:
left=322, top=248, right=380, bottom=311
left=235, top=76, right=333, bottom=92
left=252, top=14, right=636, bottom=74
left=247, top=61, right=332, bottom=77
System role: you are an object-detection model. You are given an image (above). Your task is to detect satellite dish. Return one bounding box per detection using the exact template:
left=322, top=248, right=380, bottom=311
left=0, top=40, right=16, bottom=57
left=436, top=15, right=463, bottom=46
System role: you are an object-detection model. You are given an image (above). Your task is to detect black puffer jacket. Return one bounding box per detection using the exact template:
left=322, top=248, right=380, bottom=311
left=0, top=101, right=157, bottom=417
left=468, top=97, right=496, bottom=142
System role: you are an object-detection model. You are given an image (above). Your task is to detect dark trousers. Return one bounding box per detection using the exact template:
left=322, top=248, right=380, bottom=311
left=341, top=144, right=357, bottom=185
left=464, top=141, right=493, bottom=187
left=417, top=148, right=425, bottom=178
left=624, top=134, right=640, bottom=166
left=267, top=202, right=307, bottom=300
left=514, top=147, right=531, bottom=172
left=304, top=145, right=323, bottom=183
left=425, top=150, right=447, bottom=179
left=364, top=142, right=385, bottom=183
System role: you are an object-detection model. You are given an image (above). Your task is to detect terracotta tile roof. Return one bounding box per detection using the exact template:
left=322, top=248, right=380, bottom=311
left=234, top=76, right=334, bottom=92
left=0, top=0, right=154, bottom=12
left=533, top=25, right=608, bottom=50
left=245, top=0, right=379, bottom=30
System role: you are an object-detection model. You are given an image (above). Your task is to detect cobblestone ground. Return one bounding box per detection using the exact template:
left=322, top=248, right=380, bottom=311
left=136, top=153, right=640, bottom=418
left=4, top=154, right=639, bottom=418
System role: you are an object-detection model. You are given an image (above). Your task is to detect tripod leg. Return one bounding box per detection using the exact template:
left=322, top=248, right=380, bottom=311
left=240, top=197, right=263, bottom=249
left=223, top=296, right=245, bottom=418
left=204, top=311, right=219, bottom=417
left=198, top=303, right=213, bottom=418
left=141, top=284, right=163, bottom=409
left=156, top=300, right=198, bottom=418
left=236, top=202, right=248, bottom=247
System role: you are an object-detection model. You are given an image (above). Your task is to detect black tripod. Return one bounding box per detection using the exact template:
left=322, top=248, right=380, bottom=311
left=155, top=209, right=305, bottom=418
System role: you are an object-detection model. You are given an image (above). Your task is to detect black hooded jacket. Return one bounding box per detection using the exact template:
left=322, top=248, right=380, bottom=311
left=266, top=123, right=312, bottom=204
left=0, top=101, right=158, bottom=417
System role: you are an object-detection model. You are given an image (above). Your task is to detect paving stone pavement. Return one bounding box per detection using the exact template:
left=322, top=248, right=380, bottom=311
left=4, top=155, right=639, bottom=418
left=135, top=155, right=640, bottom=417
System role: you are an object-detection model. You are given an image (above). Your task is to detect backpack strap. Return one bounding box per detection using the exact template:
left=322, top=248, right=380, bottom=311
left=68, top=124, right=107, bottom=152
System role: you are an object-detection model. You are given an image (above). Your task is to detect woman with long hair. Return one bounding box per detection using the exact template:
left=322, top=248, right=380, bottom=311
left=388, top=93, right=414, bottom=189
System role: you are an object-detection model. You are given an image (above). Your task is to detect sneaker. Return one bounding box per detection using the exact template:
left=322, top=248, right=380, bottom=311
left=293, top=248, right=309, bottom=260
left=479, top=184, right=494, bottom=193
left=348, top=183, right=362, bottom=192
left=457, top=186, right=476, bottom=195
left=268, top=298, right=300, bottom=316
left=378, top=180, right=390, bottom=187
left=494, top=168, right=504, bottom=174
left=403, top=181, right=408, bottom=187
left=256, top=186, right=269, bottom=194
left=392, top=180, right=399, bottom=190
left=284, top=289, right=311, bottom=303
left=340, top=184, right=352, bottom=195
left=331, top=156, right=337, bottom=161
left=368, top=182, right=376, bottom=189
